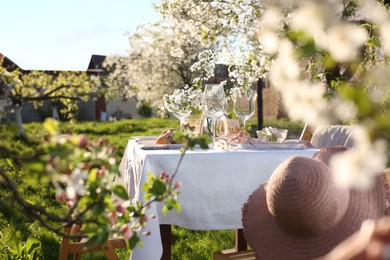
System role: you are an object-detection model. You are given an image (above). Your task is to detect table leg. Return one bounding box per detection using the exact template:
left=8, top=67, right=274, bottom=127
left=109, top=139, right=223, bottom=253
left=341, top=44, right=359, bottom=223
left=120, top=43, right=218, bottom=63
left=160, top=224, right=172, bottom=260
left=235, top=229, right=247, bottom=251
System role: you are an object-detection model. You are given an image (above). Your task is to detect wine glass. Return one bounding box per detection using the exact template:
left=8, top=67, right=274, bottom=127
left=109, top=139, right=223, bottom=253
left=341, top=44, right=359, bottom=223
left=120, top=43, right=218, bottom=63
left=232, top=87, right=257, bottom=133
left=201, top=84, right=227, bottom=144
left=164, top=95, right=191, bottom=132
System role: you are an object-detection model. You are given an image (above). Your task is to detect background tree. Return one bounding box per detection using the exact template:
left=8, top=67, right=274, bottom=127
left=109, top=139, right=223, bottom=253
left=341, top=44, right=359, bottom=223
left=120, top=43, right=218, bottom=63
left=0, top=59, right=92, bottom=137
left=90, top=55, right=133, bottom=102
left=104, top=22, right=216, bottom=114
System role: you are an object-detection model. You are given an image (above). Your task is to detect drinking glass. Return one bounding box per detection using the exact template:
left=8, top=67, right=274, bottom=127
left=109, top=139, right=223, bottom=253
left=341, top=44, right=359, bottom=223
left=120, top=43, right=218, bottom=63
left=201, top=84, right=227, bottom=143
left=216, top=118, right=241, bottom=137
left=232, top=87, right=256, bottom=132
left=164, top=95, right=191, bottom=132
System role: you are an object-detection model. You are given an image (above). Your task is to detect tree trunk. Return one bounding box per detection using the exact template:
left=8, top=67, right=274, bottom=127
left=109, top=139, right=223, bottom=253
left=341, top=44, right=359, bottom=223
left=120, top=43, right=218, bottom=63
left=15, top=106, right=25, bottom=137
left=52, top=105, right=60, bottom=121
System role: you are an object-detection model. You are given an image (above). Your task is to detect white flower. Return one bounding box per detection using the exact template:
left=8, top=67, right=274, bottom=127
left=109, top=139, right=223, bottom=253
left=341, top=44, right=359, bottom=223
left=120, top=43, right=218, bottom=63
left=360, top=0, right=388, bottom=24
left=380, top=22, right=390, bottom=56
left=214, top=139, right=229, bottom=151
left=282, top=82, right=329, bottom=127
left=326, top=23, right=368, bottom=62
left=229, top=86, right=241, bottom=102
left=170, top=46, right=185, bottom=58
left=229, top=69, right=240, bottom=79
left=269, top=39, right=300, bottom=89
left=258, top=30, right=280, bottom=54
left=164, top=87, right=203, bottom=113
left=190, top=50, right=216, bottom=78
left=66, top=186, right=76, bottom=200
left=330, top=127, right=388, bottom=189
left=291, top=2, right=327, bottom=42
left=329, top=96, right=358, bottom=122
left=260, top=6, right=282, bottom=31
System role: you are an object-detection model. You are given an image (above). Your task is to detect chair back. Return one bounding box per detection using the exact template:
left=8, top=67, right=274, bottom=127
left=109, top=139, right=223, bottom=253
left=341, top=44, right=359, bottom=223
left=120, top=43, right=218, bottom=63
left=310, top=125, right=356, bottom=148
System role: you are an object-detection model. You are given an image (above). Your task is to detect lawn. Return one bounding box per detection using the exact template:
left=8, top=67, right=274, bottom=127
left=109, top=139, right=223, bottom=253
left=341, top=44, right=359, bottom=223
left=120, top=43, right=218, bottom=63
left=0, top=117, right=304, bottom=259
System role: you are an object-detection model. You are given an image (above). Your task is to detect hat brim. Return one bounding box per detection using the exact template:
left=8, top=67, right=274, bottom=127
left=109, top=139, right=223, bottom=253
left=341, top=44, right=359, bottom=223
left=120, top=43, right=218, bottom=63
left=242, top=175, right=388, bottom=260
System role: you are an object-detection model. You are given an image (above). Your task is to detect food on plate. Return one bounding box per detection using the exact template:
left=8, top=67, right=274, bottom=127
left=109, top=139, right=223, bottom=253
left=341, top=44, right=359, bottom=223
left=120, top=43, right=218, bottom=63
left=156, top=128, right=177, bottom=144
left=256, top=127, right=288, bottom=142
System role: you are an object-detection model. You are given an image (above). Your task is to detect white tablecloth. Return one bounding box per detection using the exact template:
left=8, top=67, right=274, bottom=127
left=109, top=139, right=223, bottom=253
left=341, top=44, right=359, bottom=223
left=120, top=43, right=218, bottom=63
left=118, top=139, right=318, bottom=260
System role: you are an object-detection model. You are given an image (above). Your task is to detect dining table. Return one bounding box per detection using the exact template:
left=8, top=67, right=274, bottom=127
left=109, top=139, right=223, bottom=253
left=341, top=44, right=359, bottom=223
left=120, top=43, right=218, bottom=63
left=117, top=137, right=319, bottom=260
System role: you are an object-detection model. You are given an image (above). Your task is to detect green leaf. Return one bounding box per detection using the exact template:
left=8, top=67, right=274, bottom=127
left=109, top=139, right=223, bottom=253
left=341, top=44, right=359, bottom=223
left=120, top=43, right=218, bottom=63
left=85, top=231, right=109, bottom=247
left=149, top=178, right=167, bottom=196
left=141, top=182, right=151, bottom=192
left=128, top=234, right=141, bottom=250
left=144, top=192, right=152, bottom=201
left=43, top=118, right=59, bottom=136
left=112, top=184, right=129, bottom=200
left=162, top=205, right=169, bottom=215
left=25, top=236, right=41, bottom=255
left=88, top=168, right=97, bottom=182
left=171, top=199, right=181, bottom=213
left=22, top=160, right=45, bottom=173
left=78, top=196, right=93, bottom=210
left=5, top=158, right=14, bottom=167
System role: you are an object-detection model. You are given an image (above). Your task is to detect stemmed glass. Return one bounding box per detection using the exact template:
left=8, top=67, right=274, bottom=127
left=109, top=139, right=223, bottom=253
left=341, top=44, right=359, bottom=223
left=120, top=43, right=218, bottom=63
left=232, top=87, right=257, bottom=133
left=201, top=84, right=227, bottom=144
left=164, top=95, right=191, bottom=132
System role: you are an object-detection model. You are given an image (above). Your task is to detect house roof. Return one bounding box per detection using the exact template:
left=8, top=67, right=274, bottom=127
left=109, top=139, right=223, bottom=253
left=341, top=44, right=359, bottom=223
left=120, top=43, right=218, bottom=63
left=0, top=53, right=23, bottom=72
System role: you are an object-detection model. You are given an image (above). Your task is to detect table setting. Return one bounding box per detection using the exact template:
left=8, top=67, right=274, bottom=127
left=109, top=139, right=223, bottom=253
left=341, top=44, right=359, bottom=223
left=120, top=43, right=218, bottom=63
left=160, top=83, right=314, bottom=151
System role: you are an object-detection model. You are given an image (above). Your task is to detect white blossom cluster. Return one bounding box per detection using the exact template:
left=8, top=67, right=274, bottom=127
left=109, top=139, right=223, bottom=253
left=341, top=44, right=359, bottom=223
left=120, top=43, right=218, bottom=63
left=156, top=0, right=264, bottom=43
left=214, top=139, right=230, bottom=151
left=331, top=126, right=388, bottom=189
left=163, top=86, right=203, bottom=114
left=190, top=50, right=216, bottom=80
left=228, top=51, right=269, bottom=87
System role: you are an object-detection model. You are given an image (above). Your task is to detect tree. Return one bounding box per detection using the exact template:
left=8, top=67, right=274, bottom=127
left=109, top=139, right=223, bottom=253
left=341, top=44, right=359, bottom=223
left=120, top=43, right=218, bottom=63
left=104, top=22, right=216, bottom=114
left=0, top=59, right=92, bottom=136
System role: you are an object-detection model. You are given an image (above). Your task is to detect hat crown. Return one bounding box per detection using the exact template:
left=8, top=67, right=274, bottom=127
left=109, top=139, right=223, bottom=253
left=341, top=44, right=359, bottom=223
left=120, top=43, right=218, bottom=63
left=266, top=156, right=350, bottom=237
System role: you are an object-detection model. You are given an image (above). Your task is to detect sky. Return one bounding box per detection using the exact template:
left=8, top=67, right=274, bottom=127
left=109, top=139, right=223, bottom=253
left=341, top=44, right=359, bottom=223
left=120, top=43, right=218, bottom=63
left=0, top=0, right=160, bottom=71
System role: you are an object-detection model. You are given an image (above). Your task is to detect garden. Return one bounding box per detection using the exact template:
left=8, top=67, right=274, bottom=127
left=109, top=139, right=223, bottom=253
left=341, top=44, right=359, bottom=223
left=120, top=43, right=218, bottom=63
left=2, top=0, right=390, bottom=259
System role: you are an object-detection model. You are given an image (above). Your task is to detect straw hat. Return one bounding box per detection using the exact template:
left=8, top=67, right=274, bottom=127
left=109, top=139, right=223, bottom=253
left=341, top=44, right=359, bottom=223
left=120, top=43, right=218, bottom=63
left=242, top=156, right=389, bottom=260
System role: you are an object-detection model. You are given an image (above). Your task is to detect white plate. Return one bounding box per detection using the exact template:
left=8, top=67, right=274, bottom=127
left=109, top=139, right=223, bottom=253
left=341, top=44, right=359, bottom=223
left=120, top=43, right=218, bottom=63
left=137, top=139, right=184, bottom=150
left=132, top=136, right=158, bottom=141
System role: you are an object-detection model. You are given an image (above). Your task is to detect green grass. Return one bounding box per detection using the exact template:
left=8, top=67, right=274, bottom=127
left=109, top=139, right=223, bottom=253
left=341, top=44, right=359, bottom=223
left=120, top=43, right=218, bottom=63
left=0, top=117, right=304, bottom=259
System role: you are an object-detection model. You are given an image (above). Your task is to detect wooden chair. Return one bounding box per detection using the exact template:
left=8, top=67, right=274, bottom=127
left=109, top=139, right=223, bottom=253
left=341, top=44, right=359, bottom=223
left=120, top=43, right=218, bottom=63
left=309, top=125, right=356, bottom=149
left=212, top=229, right=255, bottom=260
left=300, top=123, right=314, bottom=141
left=213, top=249, right=256, bottom=259
left=300, top=124, right=356, bottom=148
left=59, top=224, right=127, bottom=260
